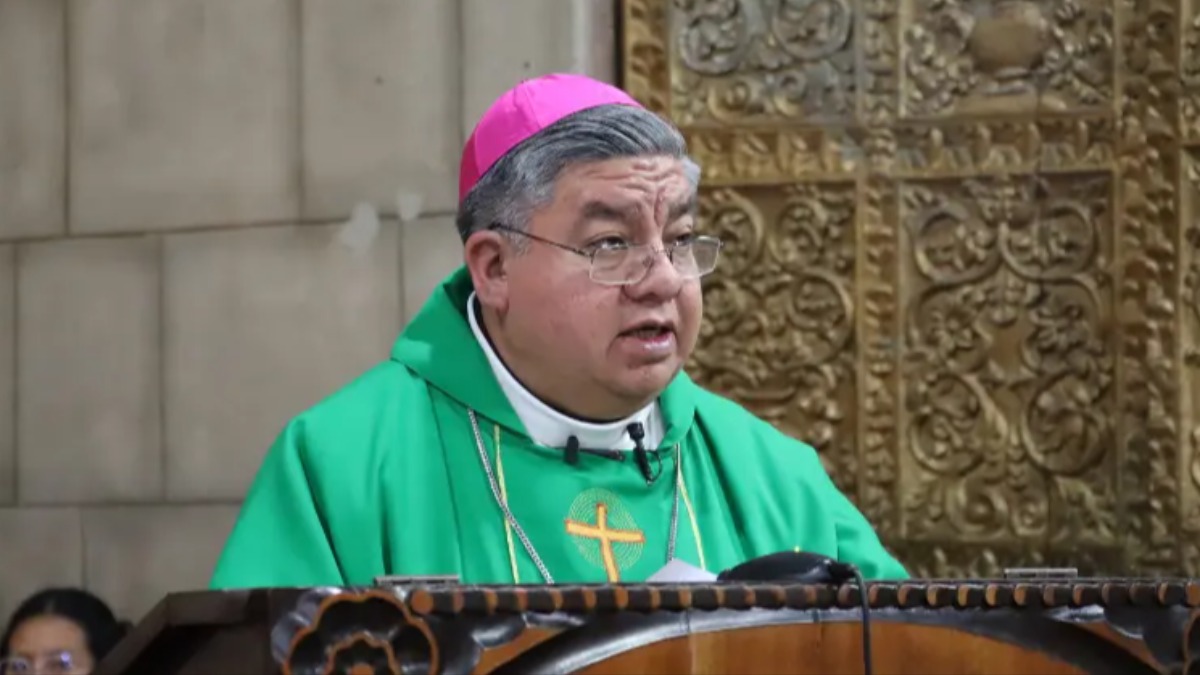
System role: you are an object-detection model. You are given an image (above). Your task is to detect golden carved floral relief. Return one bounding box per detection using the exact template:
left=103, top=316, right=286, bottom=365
left=622, top=0, right=1194, bottom=577
left=903, top=0, right=1112, bottom=117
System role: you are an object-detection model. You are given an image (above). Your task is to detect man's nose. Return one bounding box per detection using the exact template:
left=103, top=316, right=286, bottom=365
left=625, top=248, right=683, bottom=299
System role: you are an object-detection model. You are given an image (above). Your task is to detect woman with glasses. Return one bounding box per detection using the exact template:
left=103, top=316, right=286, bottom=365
left=0, top=588, right=129, bottom=674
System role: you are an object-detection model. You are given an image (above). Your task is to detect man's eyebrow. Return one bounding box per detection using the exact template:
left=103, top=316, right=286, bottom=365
left=577, top=200, right=639, bottom=225
left=574, top=195, right=697, bottom=228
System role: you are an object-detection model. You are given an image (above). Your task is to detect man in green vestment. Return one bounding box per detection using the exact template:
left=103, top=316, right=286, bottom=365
left=210, top=73, right=908, bottom=588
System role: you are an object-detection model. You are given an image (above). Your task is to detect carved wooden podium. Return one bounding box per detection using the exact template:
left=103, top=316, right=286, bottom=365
left=94, top=580, right=1200, bottom=675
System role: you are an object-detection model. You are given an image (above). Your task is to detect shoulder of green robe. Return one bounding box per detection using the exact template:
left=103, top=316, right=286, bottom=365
left=688, top=381, right=907, bottom=580
left=689, top=383, right=826, bottom=472
left=275, top=359, right=433, bottom=467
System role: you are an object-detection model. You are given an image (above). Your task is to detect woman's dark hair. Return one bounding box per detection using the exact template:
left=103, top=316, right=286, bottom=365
left=0, top=587, right=132, bottom=662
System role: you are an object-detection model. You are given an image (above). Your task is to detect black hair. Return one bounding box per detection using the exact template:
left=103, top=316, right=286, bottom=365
left=0, top=588, right=132, bottom=663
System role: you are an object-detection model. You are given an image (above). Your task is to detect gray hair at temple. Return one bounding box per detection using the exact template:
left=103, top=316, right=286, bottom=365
left=455, top=104, right=702, bottom=243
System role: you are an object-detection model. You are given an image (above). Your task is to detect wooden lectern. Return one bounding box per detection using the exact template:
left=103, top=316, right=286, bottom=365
left=94, top=579, right=1200, bottom=674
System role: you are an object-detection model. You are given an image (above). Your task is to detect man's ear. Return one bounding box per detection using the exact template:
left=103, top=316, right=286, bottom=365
left=464, top=230, right=509, bottom=311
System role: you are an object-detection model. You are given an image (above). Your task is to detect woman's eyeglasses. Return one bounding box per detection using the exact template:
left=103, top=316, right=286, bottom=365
left=0, top=651, right=77, bottom=675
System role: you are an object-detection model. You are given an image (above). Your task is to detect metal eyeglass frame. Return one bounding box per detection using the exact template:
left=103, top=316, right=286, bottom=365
left=0, top=650, right=77, bottom=674
left=488, top=223, right=723, bottom=286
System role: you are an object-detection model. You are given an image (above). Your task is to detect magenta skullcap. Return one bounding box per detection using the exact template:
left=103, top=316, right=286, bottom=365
left=458, top=73, right=643, bottom=203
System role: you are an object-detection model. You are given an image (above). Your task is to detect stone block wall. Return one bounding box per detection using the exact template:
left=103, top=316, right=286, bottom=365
left=0, top=0, right=616, bottom=624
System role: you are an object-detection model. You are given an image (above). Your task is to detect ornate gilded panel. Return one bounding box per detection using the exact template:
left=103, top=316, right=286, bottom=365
left=621, top=0, right=1193, bottom=576
left=901, top=0, right=1113, bottom=118
left=689, top=182, right=860, bottom=494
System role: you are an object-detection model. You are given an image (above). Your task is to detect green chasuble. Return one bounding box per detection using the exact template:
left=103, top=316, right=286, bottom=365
left=210, top=267, right=907, bottom=588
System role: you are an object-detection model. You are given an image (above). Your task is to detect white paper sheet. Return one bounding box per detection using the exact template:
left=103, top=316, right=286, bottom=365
left=646, top=558, right=718, bottom=583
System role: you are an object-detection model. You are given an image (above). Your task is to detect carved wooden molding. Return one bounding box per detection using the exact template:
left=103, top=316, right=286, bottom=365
left=275, top=582, right=1200, bottom=674
left=283, top=590, right=439, bottom=675
left=404, top=579, right=1200, bottom=615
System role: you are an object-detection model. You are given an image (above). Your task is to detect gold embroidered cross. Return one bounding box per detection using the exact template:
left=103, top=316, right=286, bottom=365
left=565, top=502, right=645, bottom=582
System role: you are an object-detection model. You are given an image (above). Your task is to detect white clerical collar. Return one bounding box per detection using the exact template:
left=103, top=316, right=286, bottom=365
left=467, top=292, right=664, bottom=450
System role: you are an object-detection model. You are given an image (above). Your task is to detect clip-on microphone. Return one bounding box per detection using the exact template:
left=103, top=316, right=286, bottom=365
left=718, top=550, right=874, bottom=675
left=626, top=422, right=660, bottom=485
left=560, top=424, right=658, bottom=482
left=562, top=436, right=625, bottom=466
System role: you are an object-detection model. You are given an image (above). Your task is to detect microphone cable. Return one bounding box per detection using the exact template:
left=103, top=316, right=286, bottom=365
left=829, top=560, right=872, bottom=675
left=718, top=551, right=873, bottom=675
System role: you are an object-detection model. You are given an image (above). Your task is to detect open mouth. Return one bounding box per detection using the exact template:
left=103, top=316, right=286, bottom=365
left=620, top=322, right=674, bottom=339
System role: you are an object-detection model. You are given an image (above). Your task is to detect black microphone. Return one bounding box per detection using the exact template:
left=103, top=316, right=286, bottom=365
left=626, top=422, right=659, bottom=484
left=564, top=435, right=580, bottom=466
left=561, top=435, right=624, bottom=466
left=719, top=551, right=874, bottom=675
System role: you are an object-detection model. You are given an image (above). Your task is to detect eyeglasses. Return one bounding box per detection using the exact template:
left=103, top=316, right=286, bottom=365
left=490, top=224, right=722, bottom=286
left=0, top=651, right=77, bottom=674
